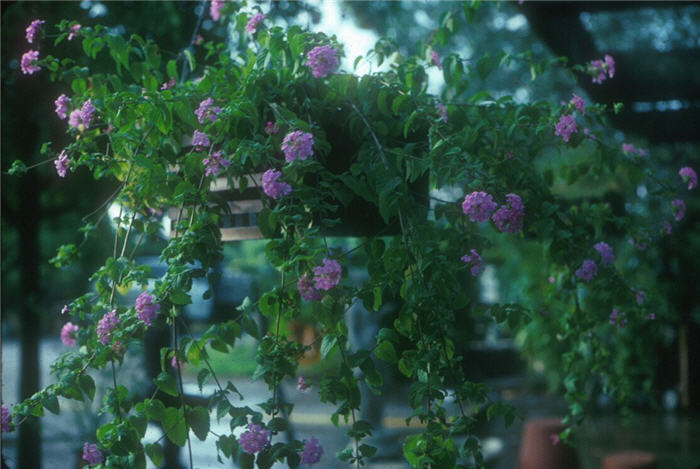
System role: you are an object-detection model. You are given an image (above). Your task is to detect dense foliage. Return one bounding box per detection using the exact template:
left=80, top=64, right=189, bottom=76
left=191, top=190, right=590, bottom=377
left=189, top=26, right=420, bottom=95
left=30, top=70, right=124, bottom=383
left=4, top=1, right=696, bottom=468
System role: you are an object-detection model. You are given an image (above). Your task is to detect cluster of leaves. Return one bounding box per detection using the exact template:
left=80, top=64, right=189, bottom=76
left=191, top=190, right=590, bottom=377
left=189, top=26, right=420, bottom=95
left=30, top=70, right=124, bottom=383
left=8, top=1, right=688, bottom=468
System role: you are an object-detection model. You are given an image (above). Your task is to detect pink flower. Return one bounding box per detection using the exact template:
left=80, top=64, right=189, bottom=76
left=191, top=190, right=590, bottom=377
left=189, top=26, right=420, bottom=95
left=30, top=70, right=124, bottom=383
left=570, top=94, right=585, bottom=114
left=238, top=423, right=270, bottom=454
left=61, top=305, right=71, bottom=315
left=60, top=322, right=79, bottom=346
left=491, top=193, right=524, bottom=233
left=431, top=50, right=442, bottom=70
left=549, top=433, right=560, bottom=446
left=679, top=166, right=697, bottom=190
left=203, top=150, right=231, bottom=177
left=554, top=114, right=577, bottom=142
left=306, top=45, right=340, bottom=78
left=282, top=130, right=314, bottom=162
left=192, top=130, right=211, bottom=150
left=135, top=292, right=159, bottom=326
left=160, top=77, right=176, bottom=90
left=81, top=99, right=96, bottom=129
left=25, top=19, right=45, bottom=44
left=593, top=241, right=614, bottom=267
left=575, top=259, right=597, bottom=282
left=622, top=143, right=636, bottom=155
left=672, top=199, right=686, bottom=221
left=21, top=50, right=41, bottom=75
left=97, top=310, right=120, bottom=345
left=210, top=0, right=223, bottom=21
left=193, top=34, right=204, bottom=45
left=55, top=150, right=70, bottom=178
left=245, top=13, right=265, bottom=34
left=264, top=121, right=279, bottom=135
left=462, top=191, right=497, bottom=223
left=68, top=109, right=82, bottom=128
left=55, top=94, right=70, bottom=120
left=609, top=308, right=619, bottom=325
left=299, top=436, right=324, bottom=465
left=1, top=406, right=10, bottom=433
left=194, top=97, right=222, bottom=124
left=436, top=102, right=448, bottom=123
left=460, top=249, right=484, bottom=276
left=589, top=54, right=614, bottom=84
left=298, top=273, right=322, bottom=301
left=297, top=376, right=309, bottom=391
left=68, top=24, right=82, bottom=41
left=82, top=443, right=103, bottom=466
left=262, top=169, right=292, bottom=199
left=548, top=276, right=555, bottom=284
left=171, top=355, right=184, bottom=371
left=313, top=258, right=342, bottom=291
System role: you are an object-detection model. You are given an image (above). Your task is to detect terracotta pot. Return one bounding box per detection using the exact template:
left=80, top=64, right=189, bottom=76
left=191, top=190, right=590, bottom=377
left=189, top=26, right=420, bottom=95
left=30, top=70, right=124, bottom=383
left=602, top=451, right=657, bottom=469
left=518, top=417, right=580, bottom=469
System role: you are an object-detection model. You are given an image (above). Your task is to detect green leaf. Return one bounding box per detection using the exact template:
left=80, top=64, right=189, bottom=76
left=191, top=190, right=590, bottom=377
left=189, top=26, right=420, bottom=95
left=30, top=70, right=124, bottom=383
left=375, top=341, right=398, bottom=363
left=79, top=374, right=96, bottom=401
left=257, top=208, right=277, bottom=238
left=186, top=406, right=210, bottom=441
left=197, top=368, right=210, bottom=392
left=392, top=95, right=408, bottom=115
left=169, top=289, right=192, bottom=305
left=403, top=110, right=419, bottom=138
left=320, top=335, right=337, bottom=360
left=360, top=444, right=377, bottom=458
left=372, top=286, right=382, bottom=311
left=155, top=372, right=179, bottom=397
left=42, top=395, right=60, bottom=414
left=146, top=443, right=164, bottom=467
left=241, top=315, right=260, bottom=339
left=167, top=59, right=178, bottom=80
left=183, top=49, right=196, bottom=74
left=162, top=407, right=187, bottom=447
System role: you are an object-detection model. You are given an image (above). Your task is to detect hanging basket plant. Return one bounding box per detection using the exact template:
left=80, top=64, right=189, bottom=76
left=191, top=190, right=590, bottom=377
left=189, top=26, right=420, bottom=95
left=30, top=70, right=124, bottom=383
left=5, top=2, right=694, bottom=469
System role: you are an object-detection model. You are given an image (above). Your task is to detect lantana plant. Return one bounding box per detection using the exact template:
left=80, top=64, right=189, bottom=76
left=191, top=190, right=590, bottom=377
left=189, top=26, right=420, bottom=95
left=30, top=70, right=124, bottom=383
left=5, top=2, right=696, bottom=468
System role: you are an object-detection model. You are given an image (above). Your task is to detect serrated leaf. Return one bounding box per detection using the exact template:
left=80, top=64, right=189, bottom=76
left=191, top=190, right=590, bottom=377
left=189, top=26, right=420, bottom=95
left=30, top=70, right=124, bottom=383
left=155, top=372, right=179, bottom=397
left=146, top=443, right=164, bottom=467
left=187, top=406, right=210, bottom=441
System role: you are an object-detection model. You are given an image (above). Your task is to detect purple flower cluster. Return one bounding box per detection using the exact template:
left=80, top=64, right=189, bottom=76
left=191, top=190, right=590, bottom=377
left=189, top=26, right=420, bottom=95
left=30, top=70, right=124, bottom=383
left=282, top=131, right=314, bottom=162
left=55, top=150, right=70, bottom=178
left=25, top=19, right=45, bottom=43
left=81, top=99, right=97, bottom=128
left=299, top=437, right=324, bottom=465
left=609, top=309, right=627, bottom=329
left=461, top=249, right=484, bottom=276
left=298, top=259, right=343, bottom=301
left=462, top=191, right=497, bottom=223
left=590, top=54, right=615, bottom=84
left=195, top=97, right=222, bottom=124
left=593, top=241, right=614, bottom=267
left=636, top=289, right=645, bottom=306
left=193, top=130, right=211, bottom=150
left=97, top=310, right=120, bottom=345
left=492, top=193, right=524, bottom=233
left=245, top=13, right=265, bottom=34
left=210, top=0, right=223, bottom=21
left=21, top=50, right=41, bottom=75
left=306, top=45, right=339, bottom=78
left=431, top=50, right=442, bottom=70
left=628, top=236, right=648, bottom=251
left=297, top=273, right=323, bottom=301
left=203, top=151, right=231, bottom=177
left=297, top=376, right=309, bottom=392
left=2, top=406, right=11, bottom=433
left=313, top=258, right=342, bottom=291
left=82, top=443, right=103, bottom=466
left=663, top=221, right=672, bottom=235
left=68, top=24, right=82, bottom=41
left=262, top=169, right=292, bottom=199
left=679, top=166, right=697, bottom=190
left=672, top=199, right=686, bottom=221
left=554, top=114, right=577, bottom=142
left=575, top=259, right=598, bottom=282
left=61, top=322, right=79, bottom=346
left=171, top=355, right=184, bottom=371
left=135, top=292, right=160, bottom=326
left=68, top=109, right=81, bottom=128
left=238, top=423, right=270, bottom=454
left=264, top=121, right=279, bottom=135
left=55, top=94, right=70, bottom=120
left=622, top=143, right=647, bottom=157
left=570, top=94, right=585, bottom=114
